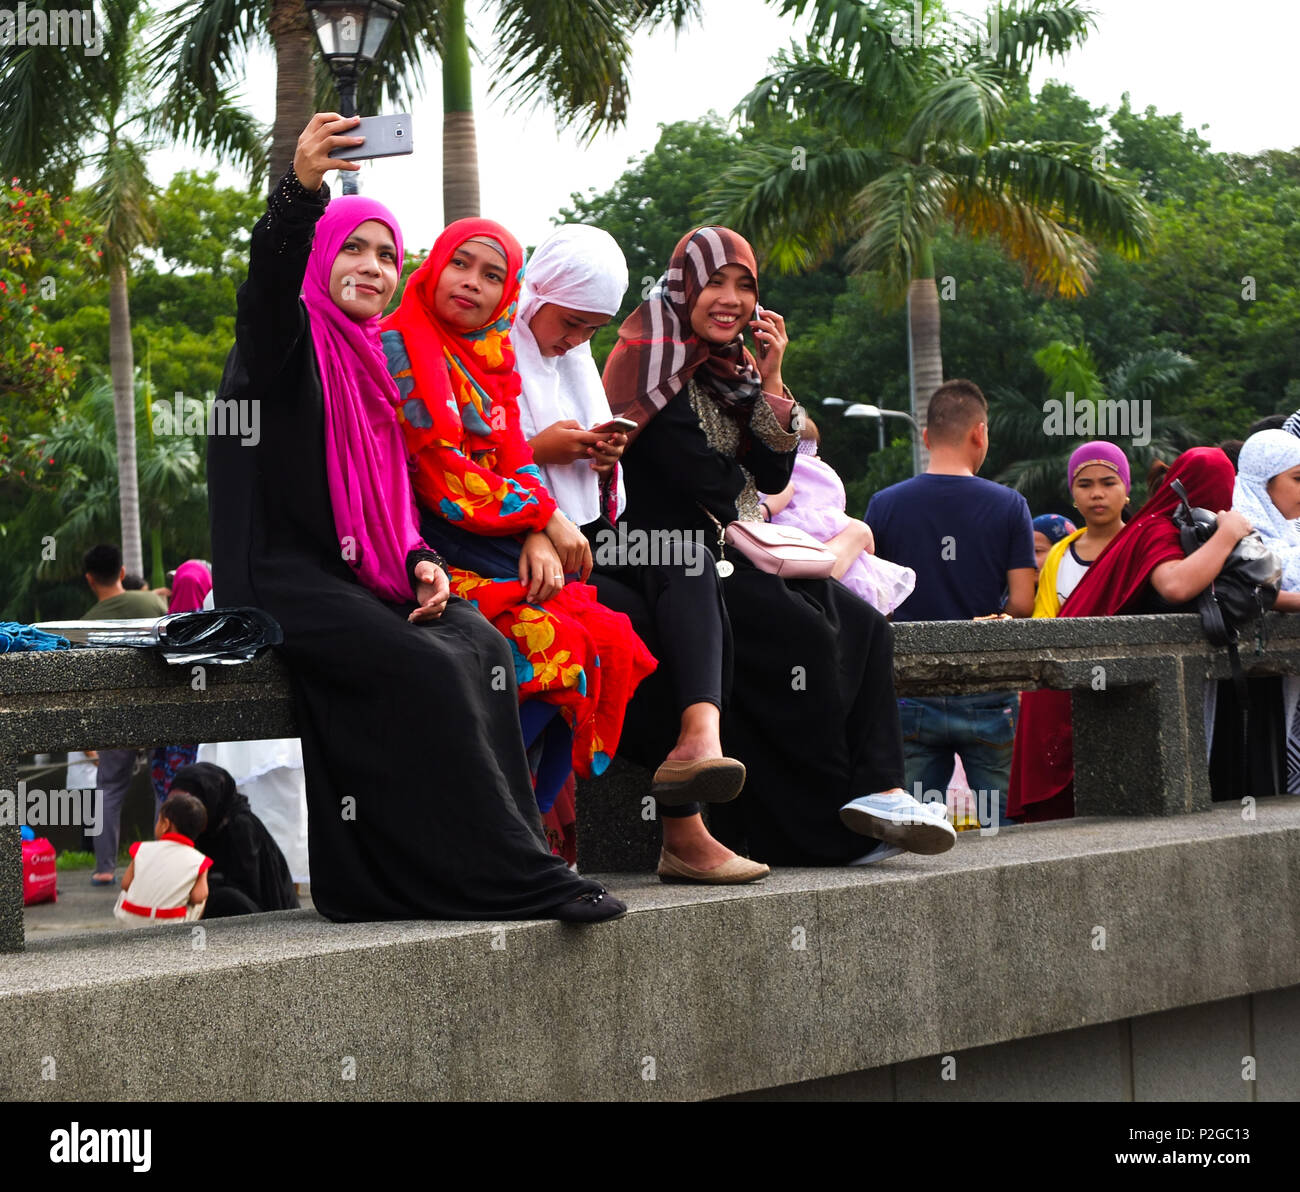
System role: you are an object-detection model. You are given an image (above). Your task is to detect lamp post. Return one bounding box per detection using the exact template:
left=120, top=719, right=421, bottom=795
left=845, top=404, right=921, bottom=471
left=305, top=0, right=404, bottom=195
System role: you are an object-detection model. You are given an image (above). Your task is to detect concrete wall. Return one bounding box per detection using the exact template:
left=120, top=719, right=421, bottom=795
left=724, top=987, right=1300, bottom=1101
left=4, top=803, right=1298, bottom=1101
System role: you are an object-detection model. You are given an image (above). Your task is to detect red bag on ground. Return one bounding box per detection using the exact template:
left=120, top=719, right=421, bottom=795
left=22, top=836, right=57, bottom=905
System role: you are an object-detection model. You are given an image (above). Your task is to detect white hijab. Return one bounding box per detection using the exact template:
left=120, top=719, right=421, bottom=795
left=515, top=225, right=629, bottom=525
left=1233, top=429, right=1300, bottom=590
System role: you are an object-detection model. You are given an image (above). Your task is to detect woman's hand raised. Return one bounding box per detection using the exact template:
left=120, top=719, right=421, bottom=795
left=409, top=561, right=450, bottom=623
left=292, top=113, right=364, bottom=193
left=750, top=306, right=789, bottom=394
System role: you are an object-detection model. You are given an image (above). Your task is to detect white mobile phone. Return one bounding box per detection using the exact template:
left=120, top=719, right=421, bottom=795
left=590, top=417, right=638, bottom=434
left=328, top=114, right=414, bottom=162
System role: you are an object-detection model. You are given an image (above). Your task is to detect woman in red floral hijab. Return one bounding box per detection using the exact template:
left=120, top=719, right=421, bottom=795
left=383, top=219, right=655, bottom=819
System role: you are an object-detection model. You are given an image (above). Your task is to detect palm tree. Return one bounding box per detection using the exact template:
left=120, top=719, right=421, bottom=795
left=709, top=0, right=1155, bottom=471
left=6, top=367, right=209, bottom=614
left=153, top=0, right=700, bottom=222
left=1, top=0, right=262, bottom=577
left=988, top=341, right=1200, bottom=512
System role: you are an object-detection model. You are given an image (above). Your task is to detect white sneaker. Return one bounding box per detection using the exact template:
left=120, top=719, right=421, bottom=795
left=839, top=792, right=958, bottom=855
left=848, top=839, right=905, bottom=866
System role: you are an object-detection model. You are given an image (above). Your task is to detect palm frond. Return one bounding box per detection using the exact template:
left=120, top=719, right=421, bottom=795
left=150, top=0, right=265, bottom=99
left=847, top=163, right=952, bottom=289
left=0, top=44, right=89, bottom=190
left=633, top=0, right=702, bottom=31
left=488, top=0, right=637, bottom=137
left=706, top=141, right=889, bottom=272
left=946, top=180, right=1097, bottom=296
left=85, top=138, right=157, bottom=262
left=901, top=58, right=1008, bottom=158
left=945, top=141, right=1156, bottom=258
left=1107, top=348, right=1196, bottom=405
left=985, top=1, right=1096, bottom=77
left=739, top=44, right=912, bottom=145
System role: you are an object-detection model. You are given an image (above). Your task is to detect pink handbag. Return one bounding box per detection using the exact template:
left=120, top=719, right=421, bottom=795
left=722, top=520, right=836, bottom=578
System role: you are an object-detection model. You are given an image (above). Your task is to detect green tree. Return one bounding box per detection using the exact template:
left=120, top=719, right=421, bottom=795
left=4, top=370, right=209, bottom=619
left=0, top=181, right=99, bottom=455
left=1, top=1, right=260, bottom=578
left=710, top=0, right=1154, bottom=471
left=988, top=341, right=1201, bottom=512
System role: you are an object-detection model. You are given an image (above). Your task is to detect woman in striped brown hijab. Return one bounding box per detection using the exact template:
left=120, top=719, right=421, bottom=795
left=604, top=226, right=773, bottom=435
left=604, top=226, right=957, bottom=868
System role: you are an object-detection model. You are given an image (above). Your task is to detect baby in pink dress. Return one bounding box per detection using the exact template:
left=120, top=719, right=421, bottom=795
left=761, top=421, right=915, bottom=614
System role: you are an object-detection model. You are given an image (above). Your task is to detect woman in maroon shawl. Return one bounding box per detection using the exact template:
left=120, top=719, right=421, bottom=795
left=1009, top=447, right=1254, bottom=821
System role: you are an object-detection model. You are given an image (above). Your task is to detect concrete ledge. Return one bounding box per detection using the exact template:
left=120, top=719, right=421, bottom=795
left=4, top=801, right=1298, bottom=1101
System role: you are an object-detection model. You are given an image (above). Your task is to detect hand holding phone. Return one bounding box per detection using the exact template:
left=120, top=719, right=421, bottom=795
left=328, top=113, right=414, bottom=162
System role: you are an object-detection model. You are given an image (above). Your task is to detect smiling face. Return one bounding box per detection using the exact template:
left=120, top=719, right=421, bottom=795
left=1071, top=463, right=1128, bottom=530
left=689, top=262, right=757, bottom=345
left=528, top=302, right=611, bottom=358
left=328, top=220, right=400, bottom=321
left=433, top=238, right=508, bottom=330
left=1267, top=465, right=1300, bottom=520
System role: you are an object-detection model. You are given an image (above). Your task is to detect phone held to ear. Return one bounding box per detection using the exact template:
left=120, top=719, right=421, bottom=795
left=329, top=114, right=414, bottom=162
left=754, top=303, right=769, bottom=357
left=589, top=417, right=638, bottom=435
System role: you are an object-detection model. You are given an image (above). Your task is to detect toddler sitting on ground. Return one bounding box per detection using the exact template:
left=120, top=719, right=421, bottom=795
left=113, top=792, right=211, bottom=926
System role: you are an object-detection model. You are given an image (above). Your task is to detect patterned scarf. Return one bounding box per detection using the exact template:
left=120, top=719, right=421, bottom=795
left=383, top=218, right=525, bottom=472
left=603, top=225, right=764, bottom=437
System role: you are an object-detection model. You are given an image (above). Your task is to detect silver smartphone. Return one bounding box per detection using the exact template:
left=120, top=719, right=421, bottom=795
left=590, top=416, right=638, bottom=435
left=328, top=113, right=414, bottom=162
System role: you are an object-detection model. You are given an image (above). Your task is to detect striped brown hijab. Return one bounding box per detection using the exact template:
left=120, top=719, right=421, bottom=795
left=603, top=226, right=764, bottom=439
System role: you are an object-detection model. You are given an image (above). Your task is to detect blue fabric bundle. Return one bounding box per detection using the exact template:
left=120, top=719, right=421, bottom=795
left=0, top=622, right=71, bottom=652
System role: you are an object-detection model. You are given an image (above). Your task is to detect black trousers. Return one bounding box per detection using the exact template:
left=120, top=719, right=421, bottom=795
left=584, top=521, right=733, bottom=818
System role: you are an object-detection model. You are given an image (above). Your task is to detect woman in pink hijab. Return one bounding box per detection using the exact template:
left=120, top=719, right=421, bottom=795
left=149, top=560, right=215, bottom=806
left=203, top=113, right=622, bottom=923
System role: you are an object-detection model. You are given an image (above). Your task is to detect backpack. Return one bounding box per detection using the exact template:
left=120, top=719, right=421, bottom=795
left=1170, top=478, right=1280, bottom=649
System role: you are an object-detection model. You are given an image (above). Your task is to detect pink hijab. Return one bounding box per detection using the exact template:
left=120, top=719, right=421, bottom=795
left=168, top=560, right=212, bottom=613
left=302, top=196, right=425, bottom=602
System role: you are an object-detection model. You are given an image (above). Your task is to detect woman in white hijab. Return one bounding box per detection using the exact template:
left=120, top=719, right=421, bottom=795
left=516, top=225, right=767, bottom=885
left=1232, top=429, right=1300, bottom=792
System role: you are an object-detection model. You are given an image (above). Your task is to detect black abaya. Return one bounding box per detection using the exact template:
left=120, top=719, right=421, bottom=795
left=621, top=382, right=906, bottom=865
left=207, top=171, right=598, bottom=920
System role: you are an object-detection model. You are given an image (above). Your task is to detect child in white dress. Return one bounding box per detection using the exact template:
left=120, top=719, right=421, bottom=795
left=114, top=792, right=211, bottom=926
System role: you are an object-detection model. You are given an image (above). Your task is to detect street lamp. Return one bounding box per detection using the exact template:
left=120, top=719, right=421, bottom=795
left=306, top=0, right=404, bottom=195
left=845, top=404, right=920, bottom=468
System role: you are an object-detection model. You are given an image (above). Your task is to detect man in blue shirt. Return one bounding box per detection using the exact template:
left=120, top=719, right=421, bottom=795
left=866, top=380, right=1036, bottom=829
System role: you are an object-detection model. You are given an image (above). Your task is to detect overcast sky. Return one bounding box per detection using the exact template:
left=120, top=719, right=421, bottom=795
left=163, top=0, right=1299, bottom=255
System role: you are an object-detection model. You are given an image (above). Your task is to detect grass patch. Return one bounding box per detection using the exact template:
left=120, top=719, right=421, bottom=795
left=55, top=849, right=132, bottom=871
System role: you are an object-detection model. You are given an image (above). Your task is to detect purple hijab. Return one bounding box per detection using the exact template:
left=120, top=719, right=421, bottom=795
left=302, top=196, right=425, bottom=602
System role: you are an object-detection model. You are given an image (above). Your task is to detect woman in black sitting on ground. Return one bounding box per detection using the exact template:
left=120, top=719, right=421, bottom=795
left=205, top=113, right=622, bottom=923
left=168, top=762, right=297, bottom=916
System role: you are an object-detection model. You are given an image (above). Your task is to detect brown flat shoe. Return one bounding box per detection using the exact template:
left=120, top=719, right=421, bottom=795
left=650, top=757, right=747, bottom=806
left=657, top=848, right=770, bottom=885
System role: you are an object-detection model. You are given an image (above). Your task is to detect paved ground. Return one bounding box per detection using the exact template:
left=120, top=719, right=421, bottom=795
left=23, top=873, right=314, bottom=940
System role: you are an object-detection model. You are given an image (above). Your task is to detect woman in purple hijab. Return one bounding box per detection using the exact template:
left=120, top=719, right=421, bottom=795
left=205, top=114, right=622, bottom=923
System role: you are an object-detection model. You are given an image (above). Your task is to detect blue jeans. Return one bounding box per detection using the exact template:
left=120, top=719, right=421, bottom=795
left=899, top=693, right=1018, bottom=829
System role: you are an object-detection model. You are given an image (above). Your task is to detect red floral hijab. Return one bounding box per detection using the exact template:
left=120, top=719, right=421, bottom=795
left=603, top=225, right=764, bottom=439
left=383, top=218, right=525, bottom=471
